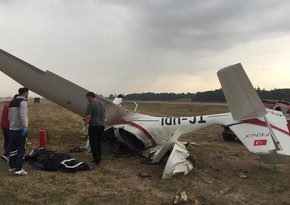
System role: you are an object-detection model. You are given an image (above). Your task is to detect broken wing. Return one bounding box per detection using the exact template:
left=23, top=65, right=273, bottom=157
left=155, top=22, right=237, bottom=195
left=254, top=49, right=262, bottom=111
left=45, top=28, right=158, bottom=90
left=0, top=49, right=127, bottom=125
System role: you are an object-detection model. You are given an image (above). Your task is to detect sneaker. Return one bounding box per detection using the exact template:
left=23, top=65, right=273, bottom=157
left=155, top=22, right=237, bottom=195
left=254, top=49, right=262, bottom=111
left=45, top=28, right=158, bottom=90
left=14, top=169, right=27, bottom=175
left=1, top=155, right=9, bottom=162
left=8, top=168, right=16, bottom=172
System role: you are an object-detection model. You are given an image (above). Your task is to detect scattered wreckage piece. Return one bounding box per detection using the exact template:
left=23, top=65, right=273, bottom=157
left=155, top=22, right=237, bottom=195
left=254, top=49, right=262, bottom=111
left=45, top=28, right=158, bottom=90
left=162, top=141, right=193, bottom=179
left=220, top=187, right=231, bottom=195
left=138, top=172, right=152, bottom=179
left=173, top=191, right=188, bottom=204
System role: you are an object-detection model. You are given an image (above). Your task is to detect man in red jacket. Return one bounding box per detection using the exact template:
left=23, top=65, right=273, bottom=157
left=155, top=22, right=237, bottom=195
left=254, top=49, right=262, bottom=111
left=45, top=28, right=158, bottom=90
left=1, top=95, right=18, bottom=161
left=1, top=100, right=11, bottom=161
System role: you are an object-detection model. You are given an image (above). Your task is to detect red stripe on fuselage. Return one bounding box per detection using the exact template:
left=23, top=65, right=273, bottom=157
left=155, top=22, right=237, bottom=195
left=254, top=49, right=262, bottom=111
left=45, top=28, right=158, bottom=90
left=118, top=120, right=157, bottom=146
left=242, top=118, right=290, bottom=136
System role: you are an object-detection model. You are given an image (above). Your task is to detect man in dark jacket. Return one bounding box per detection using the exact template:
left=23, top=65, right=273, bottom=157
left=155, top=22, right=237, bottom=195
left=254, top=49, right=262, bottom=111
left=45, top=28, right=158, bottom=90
left=8, top=88, right=29, bottom=175
left=84, top=92, right=105, bottom=165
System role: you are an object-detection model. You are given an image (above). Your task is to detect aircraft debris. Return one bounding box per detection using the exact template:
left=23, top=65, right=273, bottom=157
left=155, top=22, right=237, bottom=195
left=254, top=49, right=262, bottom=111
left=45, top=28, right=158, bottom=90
left=194, top=199, right=201, bottom=205
left=142, top=129, right=183, bottom=164
left=173, top=191, right=188, bottom=204
left=138, top=172, right=152, bottom=179
left=193, top=168, right=213, bottom=184
left=162, top=141, right=193, bottom=179
left=183, top=141, right=200, bottom=150
left=237, top=171, right=248, bottom=179
left=220, top=187, right=231, bottom=195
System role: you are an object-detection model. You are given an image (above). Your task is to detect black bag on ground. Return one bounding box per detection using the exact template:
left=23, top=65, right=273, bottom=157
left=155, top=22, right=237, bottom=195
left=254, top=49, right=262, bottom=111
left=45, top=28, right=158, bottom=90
left=26, top=148, right=90, bottom=172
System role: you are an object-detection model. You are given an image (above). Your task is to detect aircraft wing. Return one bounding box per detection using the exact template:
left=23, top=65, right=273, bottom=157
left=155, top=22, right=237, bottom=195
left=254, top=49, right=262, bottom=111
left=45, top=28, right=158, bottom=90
left=0, top=49, right=128, bottom=126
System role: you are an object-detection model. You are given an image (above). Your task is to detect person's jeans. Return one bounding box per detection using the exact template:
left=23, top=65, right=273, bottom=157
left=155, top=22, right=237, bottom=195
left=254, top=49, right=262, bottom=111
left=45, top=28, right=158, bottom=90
left=89, top=126, right=105, bottom=164
left=9, top=130, right=27, bottom=171
left=2, top=127, right=10, bottom=156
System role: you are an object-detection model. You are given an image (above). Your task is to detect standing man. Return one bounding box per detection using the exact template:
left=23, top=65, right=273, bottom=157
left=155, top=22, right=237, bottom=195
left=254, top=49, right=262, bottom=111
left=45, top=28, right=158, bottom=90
left=85, top=92, right=105, bottom=165
left=9, top=88, right=29, bottom=175
left=1, top=100, right=11, bottom=161
left=1, top=94, right=19, bottom=161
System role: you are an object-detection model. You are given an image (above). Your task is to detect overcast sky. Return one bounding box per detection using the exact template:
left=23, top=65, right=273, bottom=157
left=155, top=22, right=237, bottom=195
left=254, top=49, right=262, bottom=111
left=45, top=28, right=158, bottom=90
left=0, top=0, right=290, bottom=97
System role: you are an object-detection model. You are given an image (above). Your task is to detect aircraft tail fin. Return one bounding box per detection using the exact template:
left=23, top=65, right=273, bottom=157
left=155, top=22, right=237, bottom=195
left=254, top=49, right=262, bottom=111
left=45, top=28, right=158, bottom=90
left=218, top=63, right=290, bottom=162
left=217, top=63, right=267, bottom=121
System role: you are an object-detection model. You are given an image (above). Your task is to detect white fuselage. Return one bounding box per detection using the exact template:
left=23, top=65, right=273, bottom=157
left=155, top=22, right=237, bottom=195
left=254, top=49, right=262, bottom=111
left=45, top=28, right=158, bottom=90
left=112, top=111, right=236, bottom=149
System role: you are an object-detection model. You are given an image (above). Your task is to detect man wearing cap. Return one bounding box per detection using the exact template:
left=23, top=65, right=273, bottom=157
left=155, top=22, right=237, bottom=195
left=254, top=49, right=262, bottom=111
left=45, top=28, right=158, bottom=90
left=84, top=92, right=105, bottom=165
left=8, top=88, right=29, bottom=175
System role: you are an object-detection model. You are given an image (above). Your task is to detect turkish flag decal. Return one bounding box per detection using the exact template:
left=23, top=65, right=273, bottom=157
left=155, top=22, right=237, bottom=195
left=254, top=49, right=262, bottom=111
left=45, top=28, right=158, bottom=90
left=254, top=139, right=267, bottom=146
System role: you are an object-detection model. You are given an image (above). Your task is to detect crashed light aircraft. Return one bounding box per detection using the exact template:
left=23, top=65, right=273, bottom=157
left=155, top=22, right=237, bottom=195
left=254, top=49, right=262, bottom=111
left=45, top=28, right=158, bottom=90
left=0, top=49, right=290, bottom=179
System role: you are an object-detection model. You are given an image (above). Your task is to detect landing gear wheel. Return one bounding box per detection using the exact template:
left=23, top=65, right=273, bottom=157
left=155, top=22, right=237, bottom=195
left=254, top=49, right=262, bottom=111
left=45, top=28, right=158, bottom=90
left=222, top=131, right=236, bottom=141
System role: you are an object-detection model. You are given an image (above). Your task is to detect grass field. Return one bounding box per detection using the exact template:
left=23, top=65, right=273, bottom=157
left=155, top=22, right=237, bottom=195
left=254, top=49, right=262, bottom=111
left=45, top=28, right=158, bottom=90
left=0, top=100, right=290, bottom=205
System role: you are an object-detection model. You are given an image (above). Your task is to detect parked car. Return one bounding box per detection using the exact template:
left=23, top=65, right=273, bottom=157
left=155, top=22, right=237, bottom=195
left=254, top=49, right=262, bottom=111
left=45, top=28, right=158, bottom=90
left=222, top=99, right=290, bottom=141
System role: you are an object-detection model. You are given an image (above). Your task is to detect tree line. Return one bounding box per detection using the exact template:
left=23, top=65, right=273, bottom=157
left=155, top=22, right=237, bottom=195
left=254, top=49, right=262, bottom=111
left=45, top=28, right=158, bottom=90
left=122, top=88, right=290, bottom=102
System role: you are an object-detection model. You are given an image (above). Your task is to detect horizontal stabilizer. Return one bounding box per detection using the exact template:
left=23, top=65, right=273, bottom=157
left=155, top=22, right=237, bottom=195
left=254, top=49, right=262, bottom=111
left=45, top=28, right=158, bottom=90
left=217, top=63, right=267, bottom=120
left=228, top=109, right=290, bottom=159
